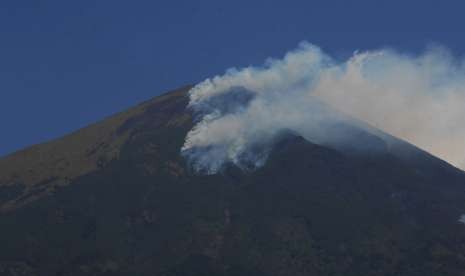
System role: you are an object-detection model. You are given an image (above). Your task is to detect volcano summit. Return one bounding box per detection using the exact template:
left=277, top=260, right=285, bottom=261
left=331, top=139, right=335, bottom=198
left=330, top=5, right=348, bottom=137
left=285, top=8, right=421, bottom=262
left=0, top=83, right=465, bottom=275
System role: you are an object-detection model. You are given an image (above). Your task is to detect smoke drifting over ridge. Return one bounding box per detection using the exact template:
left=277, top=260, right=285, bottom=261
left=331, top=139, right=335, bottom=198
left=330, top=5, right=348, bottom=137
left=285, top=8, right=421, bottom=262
left=182, top=42, right=465, bottom=174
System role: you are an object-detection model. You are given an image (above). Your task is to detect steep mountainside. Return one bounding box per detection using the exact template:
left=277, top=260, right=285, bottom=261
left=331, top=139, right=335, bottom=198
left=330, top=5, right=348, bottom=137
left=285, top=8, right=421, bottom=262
left=0, top=86, right=192, bottom=213
left=1, top=86, right=465, bottom=276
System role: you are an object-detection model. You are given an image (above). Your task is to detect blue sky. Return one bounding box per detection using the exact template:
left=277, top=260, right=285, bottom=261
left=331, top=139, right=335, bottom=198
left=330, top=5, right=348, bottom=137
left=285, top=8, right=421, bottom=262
left=1, top=0, right=464, bottom=156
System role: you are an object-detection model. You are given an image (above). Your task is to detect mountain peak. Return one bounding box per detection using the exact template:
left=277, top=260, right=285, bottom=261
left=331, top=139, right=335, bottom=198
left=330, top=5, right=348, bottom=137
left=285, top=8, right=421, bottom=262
left=1, top=86, right=465, bottom=276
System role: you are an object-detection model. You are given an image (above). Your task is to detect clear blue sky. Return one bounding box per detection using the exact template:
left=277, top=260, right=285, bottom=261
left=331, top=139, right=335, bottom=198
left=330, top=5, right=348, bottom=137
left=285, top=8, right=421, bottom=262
left=1, top=0, right=464, bottom=156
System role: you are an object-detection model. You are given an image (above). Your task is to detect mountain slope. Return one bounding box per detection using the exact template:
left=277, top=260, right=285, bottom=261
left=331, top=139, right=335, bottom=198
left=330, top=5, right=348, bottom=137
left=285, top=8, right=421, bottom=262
left=0, top=86, right=192, bottom=212
left=0, top=86, right=464, bottom=276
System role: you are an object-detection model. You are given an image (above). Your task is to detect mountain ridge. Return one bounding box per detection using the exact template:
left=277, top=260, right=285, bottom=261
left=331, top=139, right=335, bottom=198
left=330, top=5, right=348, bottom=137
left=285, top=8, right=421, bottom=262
left=0, top=85, right=192, bottom=213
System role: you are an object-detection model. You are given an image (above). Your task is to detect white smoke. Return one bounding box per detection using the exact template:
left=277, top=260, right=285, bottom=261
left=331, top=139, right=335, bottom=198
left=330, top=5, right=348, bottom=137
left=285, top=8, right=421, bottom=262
left=459, top=214, right=465, bottom=225
left=182, top=42, right=465, bottom=174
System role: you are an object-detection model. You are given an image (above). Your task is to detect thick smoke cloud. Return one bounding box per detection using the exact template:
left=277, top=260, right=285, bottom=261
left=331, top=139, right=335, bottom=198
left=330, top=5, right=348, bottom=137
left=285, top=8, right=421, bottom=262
left=182, top=42, right=465, bottom=174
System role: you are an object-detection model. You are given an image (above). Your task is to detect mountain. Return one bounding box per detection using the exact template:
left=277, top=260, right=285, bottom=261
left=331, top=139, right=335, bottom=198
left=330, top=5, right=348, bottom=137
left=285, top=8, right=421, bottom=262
left=1, top=86, right=465, bottom=276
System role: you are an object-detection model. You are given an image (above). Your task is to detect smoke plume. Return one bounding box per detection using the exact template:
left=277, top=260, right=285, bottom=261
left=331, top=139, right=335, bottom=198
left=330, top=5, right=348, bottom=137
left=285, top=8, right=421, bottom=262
left=181, top=42, right=465, bottom=174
